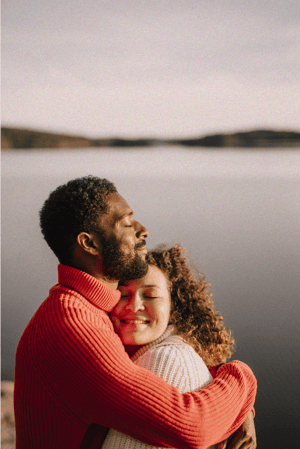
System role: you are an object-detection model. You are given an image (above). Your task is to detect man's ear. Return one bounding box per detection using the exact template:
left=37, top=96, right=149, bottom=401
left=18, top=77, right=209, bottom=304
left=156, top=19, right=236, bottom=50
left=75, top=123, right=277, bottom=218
left=76, top=232, right=101, bottom=256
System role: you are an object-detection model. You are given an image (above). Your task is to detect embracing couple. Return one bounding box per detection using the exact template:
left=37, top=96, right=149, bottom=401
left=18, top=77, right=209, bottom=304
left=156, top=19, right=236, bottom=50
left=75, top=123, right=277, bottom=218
left=14, top=176, right=257, bottom=449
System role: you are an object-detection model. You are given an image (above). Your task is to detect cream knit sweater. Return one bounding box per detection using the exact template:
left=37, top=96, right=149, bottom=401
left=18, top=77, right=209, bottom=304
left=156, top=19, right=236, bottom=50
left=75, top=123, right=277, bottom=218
left=102, top=326, right=217, bottom=449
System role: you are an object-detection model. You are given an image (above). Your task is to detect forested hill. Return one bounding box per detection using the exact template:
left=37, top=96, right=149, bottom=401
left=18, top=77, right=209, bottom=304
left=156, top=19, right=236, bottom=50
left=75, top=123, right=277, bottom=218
left=2, top=126, right=300, bottom=150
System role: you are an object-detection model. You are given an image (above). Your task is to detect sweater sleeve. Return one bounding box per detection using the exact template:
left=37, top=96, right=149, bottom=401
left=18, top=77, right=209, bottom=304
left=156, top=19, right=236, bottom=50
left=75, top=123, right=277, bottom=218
left=102, top=344, right=218, bottom=448
left=34, top=294, right=257, bottom=449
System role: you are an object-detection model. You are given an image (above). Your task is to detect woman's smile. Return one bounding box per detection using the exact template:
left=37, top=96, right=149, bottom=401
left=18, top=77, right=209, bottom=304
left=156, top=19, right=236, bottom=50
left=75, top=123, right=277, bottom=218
left=110, top=265, right=171, bottom=353
left=120, top=318, right=151, bottom=324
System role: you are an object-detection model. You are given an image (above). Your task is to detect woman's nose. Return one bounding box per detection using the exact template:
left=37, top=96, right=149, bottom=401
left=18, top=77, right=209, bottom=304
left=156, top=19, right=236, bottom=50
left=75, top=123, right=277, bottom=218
left=127, top=294, right=145, bottom=312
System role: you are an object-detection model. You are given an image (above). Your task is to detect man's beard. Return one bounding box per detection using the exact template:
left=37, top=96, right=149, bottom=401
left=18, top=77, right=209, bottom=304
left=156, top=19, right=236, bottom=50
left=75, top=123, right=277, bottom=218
left=101, top=236, right=148, bottom=281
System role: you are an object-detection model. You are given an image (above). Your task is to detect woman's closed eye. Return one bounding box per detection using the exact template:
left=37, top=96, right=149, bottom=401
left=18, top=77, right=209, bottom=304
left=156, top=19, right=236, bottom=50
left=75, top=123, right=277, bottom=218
left=120, top=293, right=130, bottom=299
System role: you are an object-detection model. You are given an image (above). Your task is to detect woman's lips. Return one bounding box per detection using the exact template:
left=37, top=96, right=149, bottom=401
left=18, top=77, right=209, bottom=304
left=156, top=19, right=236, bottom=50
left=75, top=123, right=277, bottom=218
left=120, top=319, right=150, bottom=324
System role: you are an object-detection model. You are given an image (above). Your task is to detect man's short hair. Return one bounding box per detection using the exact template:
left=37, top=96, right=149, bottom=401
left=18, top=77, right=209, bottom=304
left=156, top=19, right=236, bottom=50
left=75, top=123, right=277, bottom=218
left=40, top=176, right=117, bottom=264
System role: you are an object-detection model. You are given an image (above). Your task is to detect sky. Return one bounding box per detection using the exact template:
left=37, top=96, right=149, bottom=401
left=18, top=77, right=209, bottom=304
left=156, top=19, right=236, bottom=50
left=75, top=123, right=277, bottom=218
left=2, top=0, right=300, bottom=138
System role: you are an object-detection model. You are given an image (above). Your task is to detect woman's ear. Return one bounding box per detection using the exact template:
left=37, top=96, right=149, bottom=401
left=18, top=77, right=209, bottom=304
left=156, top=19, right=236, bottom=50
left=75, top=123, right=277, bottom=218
left=77, top=232, right=101, bottom=256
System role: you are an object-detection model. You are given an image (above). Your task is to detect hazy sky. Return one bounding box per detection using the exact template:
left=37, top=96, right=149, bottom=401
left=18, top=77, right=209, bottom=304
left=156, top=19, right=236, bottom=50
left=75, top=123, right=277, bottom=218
left=2, top=0, right=300, bottom=138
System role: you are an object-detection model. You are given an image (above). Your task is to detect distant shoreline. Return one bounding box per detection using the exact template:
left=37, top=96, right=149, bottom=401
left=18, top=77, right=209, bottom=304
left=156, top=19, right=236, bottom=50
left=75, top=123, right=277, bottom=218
left=2, top=126, right=300, bottom=150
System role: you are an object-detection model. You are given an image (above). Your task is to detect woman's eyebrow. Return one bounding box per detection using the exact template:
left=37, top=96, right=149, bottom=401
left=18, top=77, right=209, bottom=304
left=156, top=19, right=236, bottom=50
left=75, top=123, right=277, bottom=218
left=118, top=284, right=160, bottom=288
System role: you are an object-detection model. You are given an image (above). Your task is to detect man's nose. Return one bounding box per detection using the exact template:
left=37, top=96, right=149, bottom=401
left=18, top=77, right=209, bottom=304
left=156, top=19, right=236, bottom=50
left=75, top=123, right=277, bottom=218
left=135, top=221, right=149, bottom=239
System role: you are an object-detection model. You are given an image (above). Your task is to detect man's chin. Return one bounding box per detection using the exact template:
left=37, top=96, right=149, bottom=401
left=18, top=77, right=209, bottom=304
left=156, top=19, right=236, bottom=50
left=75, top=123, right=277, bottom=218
left=102, top=245, right=148, bottom=281
left=137, top=249, right=147, bottom=260
left=119, top=259, right=149, bottom=282
left=132, top=261, right=149, bottom=278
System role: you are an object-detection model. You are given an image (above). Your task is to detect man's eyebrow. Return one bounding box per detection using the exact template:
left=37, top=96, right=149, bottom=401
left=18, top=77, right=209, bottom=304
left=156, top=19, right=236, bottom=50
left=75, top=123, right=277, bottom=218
left=118, top=211, right=133, bottom=220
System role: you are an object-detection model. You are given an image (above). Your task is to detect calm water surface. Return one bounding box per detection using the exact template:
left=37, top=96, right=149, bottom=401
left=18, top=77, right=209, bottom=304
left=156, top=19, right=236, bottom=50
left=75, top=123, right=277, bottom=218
left=2, top=147, right=300, bottom=447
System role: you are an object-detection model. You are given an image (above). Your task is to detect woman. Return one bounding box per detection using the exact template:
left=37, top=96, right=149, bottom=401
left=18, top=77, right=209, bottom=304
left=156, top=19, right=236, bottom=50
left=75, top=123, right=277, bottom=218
left=103, top=244, right=238, bottom=449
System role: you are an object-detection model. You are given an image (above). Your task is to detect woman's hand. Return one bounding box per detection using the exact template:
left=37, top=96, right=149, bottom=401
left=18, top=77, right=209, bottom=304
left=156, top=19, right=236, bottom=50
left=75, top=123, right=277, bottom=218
left=217, top=411, right=256, bottom=449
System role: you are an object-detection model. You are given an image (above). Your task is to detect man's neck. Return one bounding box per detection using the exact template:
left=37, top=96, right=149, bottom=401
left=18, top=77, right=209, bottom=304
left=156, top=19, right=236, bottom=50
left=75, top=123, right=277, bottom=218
left=93, top=274, right=119, bottom=290
left=68, top=260, right=119, bottom=290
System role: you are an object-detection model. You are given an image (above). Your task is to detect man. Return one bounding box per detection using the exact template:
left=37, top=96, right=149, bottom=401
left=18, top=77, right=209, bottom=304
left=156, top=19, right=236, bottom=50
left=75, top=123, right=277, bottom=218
left=14, top=176, right=257, bottom=449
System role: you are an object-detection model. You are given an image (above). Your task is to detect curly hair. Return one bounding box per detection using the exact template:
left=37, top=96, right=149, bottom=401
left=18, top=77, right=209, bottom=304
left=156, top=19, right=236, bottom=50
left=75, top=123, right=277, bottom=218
left=39, top=176, right=117, bottom=265
left=147, top=244, right=235, bottom=368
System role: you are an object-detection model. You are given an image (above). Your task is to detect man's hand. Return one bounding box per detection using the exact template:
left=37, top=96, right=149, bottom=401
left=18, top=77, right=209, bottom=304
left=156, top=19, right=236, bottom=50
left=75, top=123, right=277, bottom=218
left=217, top=411, right=256, bottom=449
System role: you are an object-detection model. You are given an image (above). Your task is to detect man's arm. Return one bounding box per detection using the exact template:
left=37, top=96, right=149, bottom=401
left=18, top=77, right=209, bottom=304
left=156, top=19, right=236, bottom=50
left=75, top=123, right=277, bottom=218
left=38, top=299, right=257, bottom=449
left=217, top=411, right=257, bottom=449
left=102, top=343, right=217, bottom=448
left=210, top=367, right=257, bottom=449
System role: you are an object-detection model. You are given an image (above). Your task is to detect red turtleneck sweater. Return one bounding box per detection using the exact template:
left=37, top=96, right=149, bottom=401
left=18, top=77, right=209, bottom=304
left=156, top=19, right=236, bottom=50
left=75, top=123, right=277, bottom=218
left=14, top=265, right=257, bottom=449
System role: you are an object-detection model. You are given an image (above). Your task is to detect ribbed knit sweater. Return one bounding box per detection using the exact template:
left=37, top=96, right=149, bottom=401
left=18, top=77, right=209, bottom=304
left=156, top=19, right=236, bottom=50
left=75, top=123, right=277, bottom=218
left=14, top=265, right=257, bottom=449
left=102, top=325, right=217, bottom=449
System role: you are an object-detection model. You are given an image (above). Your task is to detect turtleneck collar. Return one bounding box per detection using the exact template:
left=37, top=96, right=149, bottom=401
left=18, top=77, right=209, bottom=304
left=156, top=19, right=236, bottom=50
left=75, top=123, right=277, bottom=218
left=57, top=264, right=120, bottom=312
left=131, top=325, right=178, bottom=362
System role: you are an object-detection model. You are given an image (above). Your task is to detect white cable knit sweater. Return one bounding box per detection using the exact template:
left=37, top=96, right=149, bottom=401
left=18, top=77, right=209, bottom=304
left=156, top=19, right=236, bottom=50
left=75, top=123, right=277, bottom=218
left=102, top=326, right=217, bottom=449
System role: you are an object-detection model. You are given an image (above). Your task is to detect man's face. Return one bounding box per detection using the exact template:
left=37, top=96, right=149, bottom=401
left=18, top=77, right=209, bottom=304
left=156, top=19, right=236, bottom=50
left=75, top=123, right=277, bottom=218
left=97, top=192, right=149, bottom=281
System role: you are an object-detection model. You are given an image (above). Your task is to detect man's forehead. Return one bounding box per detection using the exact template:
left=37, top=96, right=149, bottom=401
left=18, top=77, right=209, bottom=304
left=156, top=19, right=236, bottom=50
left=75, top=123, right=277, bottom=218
left=106, top=192, right=133, bottom=217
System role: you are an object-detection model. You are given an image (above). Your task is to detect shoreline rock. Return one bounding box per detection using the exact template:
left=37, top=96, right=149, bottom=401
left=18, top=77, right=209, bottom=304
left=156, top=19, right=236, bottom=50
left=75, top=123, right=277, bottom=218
left=1, top=381, right=16, bottom=449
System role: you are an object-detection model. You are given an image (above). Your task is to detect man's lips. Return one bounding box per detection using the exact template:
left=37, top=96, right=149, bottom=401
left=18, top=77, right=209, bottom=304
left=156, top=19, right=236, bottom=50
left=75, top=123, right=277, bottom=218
left=136, top=241, right=147, bottom=252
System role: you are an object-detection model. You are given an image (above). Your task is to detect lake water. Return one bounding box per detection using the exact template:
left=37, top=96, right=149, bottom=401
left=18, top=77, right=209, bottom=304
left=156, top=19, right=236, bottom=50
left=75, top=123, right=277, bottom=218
left=2, top=146, right=300, bottom=447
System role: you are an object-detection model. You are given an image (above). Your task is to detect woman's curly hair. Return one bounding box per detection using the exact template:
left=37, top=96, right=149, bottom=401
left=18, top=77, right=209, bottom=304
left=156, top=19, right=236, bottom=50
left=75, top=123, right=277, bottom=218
left=147, top=244, right=235, bottom=368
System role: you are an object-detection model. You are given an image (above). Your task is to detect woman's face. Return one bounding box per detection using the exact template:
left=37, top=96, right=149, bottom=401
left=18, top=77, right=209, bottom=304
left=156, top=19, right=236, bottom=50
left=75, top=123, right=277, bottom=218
left=110, top=265, right=171, bottom=352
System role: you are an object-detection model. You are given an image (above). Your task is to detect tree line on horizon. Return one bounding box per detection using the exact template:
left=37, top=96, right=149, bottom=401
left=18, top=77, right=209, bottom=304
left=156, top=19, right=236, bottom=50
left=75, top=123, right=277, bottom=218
left=2, top=126, right=300, bottom=150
